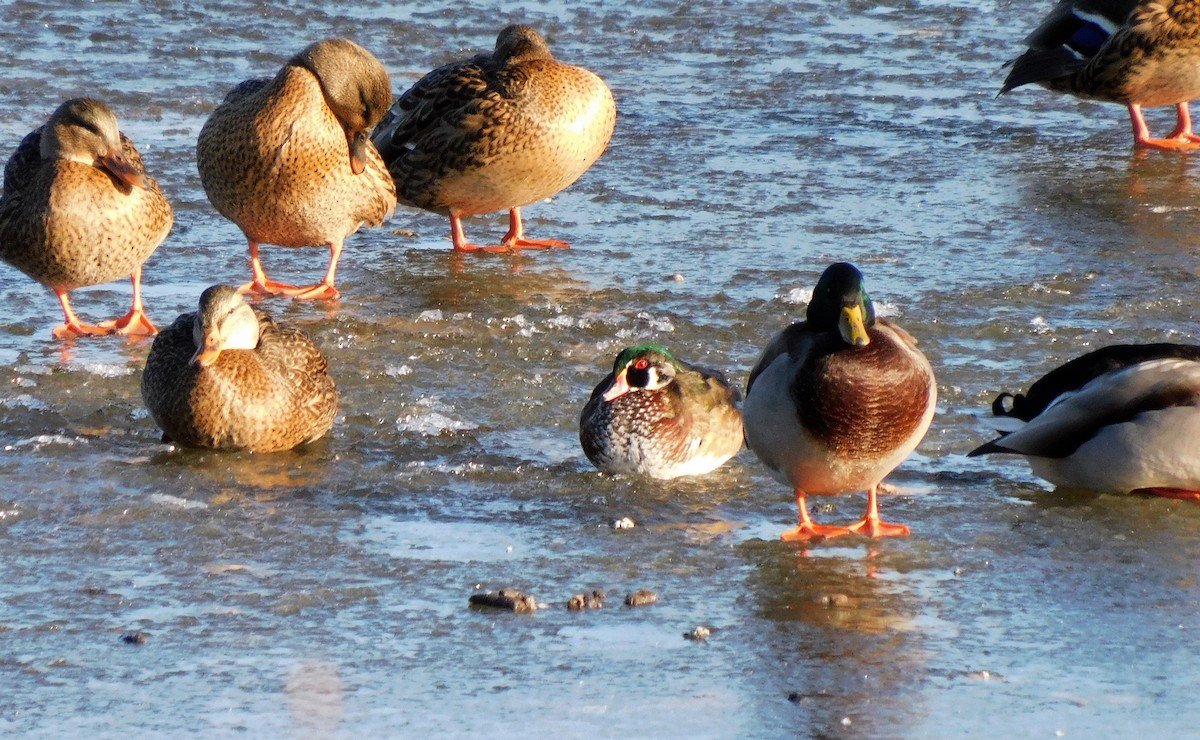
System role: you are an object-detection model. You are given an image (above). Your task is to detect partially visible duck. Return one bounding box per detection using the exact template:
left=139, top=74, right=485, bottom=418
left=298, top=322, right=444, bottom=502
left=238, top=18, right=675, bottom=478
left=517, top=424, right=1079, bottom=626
left=140, top=285, right=338, bottom=453
left=743, top=263, right=937, bottom=540
left=197, top=38, right=397, bottom=300
left=970, top=343, right=1200, bottom=499
left=371, top=24, right=615, bottom=252
left=580, top=344, right=743, bottom=479
left=1000, top=0, right=1200, bottom=150
left=0, top=98, right=172, bottom=338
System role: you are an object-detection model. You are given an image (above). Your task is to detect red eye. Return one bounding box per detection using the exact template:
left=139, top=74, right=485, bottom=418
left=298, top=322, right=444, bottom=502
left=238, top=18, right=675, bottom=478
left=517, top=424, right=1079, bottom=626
left=634, top=358, right=650, bottom=370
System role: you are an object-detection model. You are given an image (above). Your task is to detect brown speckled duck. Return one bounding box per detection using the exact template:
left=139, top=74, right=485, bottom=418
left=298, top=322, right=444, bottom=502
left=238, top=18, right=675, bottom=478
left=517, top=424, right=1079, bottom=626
left=197, top=38, right=397, bottom=300
left=140, top=285, right=338, bottom=452
left=579, top=345, right=744, bottom=480
left=1001, top=0, right=1200, bottom=150
left=0, top=98, right=173, bottom=338
left=371, top=24, right=616, bottom=252
left=743, top=263, right=936, bottom=541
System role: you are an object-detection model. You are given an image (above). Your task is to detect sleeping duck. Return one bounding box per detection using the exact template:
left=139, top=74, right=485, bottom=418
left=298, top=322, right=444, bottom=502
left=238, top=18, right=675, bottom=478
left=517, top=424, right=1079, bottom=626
left=371, top=24, right=616, bottom=252
left=579, top=344, right=743, bottom=480
left=970, top=343, right=1200, bottom=499
left=1000, top=0, right=1200, bottom=150
left=743, top=263, right=937, bottom=540
left=141, top=285, right=338, bottom=453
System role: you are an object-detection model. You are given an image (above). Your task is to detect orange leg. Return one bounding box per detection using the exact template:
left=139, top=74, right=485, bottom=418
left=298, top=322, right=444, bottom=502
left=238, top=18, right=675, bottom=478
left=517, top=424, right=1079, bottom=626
left=844, top=484, right=910, bottom=538
left=96, top=266, right=158, bottom=336
left=1135, top=487, right=1200, bottom=502
left=1129, top=103, right=1200, bottom=151
left=780, top=490, right=851, bottom=542
left=238, top=241, right=340, bottom=300
left=501, top=208, right=569, bottom=250
left=1167, top=103, right=1200, bottom=143
left=51, top=289, right=108, bottom=338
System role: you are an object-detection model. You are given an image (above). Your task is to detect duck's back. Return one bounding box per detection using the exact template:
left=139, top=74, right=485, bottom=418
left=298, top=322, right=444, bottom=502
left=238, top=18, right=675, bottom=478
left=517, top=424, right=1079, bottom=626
left=141, top=309, right=338, bottom=452
left=375, top=53, right=615, bottom=217
left=197, top=68, right=395, bottom=248
left=0, top=129, right=172, bottom=290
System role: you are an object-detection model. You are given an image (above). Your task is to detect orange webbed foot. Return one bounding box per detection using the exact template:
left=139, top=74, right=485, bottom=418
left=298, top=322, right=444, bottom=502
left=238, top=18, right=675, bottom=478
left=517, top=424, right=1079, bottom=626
left=98, top=309, right=158, bottom=337
left=780, top=523, right=852, bottom=542
left=1135, top=487, right=1200, bottom=502
left=844, top=518, right=911, bottom=538
left=285, top=282, right=341, bottom=301
left=453, top=242, right=515, bottom=253
left=1135, top=137, right=1200, bottom=151
left=503, top=236, right=570, bottom=250
left=52, top=321, right=109, bottom=339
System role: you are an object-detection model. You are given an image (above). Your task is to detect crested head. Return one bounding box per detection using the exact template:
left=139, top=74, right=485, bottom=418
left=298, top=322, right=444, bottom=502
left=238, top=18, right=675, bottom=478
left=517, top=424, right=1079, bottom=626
left=494, top=24, right=554, bottom=65
left=613, top=343, right=679, bottom=373
left=291, top=38, right=392, bottom=132
left=601, top=344, right=680, bottom=402
left=806, top=262, right=876, bottom=346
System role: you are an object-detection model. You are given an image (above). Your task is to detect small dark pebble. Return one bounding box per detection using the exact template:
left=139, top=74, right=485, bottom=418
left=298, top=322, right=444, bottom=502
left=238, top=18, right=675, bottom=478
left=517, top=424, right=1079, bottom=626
left=120, top=631, right=148, bottom=645
left=567, top=590, right=605, bottom=611
left=624, top=589, right=658, bottom=607
left=469, top=589, right=540, bottom=613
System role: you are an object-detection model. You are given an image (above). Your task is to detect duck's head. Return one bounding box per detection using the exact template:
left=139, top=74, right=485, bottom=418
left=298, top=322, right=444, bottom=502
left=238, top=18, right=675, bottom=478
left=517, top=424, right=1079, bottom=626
left=494, top=25, right=554, bottom=65
left=291, top=38, right=392, bottom=175
left=191, top=285, right=260, bottom=368
left=601, top=344, right=680, bottom=401
left=41, top=98, right=144, bottom=190
left=807, top=262, right=875, bottom=348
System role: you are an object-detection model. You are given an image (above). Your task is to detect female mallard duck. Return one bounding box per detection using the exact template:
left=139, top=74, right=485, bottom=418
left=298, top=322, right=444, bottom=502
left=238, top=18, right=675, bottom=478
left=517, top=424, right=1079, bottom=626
left=1001, top=0, right=1200, bottom=150
left=0, top=98, right=172, bottom=338
left=197, top=38, right=397, bottom=300
left=140, top=285, right=338, bottom=453
left=743, top=263, right=937, bottom=540
left=371, top=24, right=616, bottom=252
left=579, top=344, right=743, bottom=479
left=970, top=343, right=1200, bottom=498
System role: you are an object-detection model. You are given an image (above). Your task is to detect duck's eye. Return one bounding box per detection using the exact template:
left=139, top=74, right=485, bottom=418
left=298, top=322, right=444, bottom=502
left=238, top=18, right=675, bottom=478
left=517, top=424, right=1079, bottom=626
left=634, top=358, right=650, bottom=370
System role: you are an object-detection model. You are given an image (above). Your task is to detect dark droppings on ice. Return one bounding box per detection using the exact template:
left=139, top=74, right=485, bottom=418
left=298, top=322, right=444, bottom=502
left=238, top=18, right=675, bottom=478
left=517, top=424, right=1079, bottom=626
left=624, top=589, right=658, bottom=607
left=469, top=589, right=542, bottom=613
left=567, top=589, right=606, bottom=610
left=119, top=631, right=148, bottom=645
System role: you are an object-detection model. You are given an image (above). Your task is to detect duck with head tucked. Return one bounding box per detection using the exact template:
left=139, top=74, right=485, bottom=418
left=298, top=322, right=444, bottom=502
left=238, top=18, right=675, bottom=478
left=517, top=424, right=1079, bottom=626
left=580, top=345, right=744, bottom=480
left=141, top=285, right=338, bottom=453
left=743, top=263, right=937, bottom=540
left=970, top=343, right=1200, bottom=499
left=371, top=24, right=616, bottom=252
left=197, top=38, right=397, bottom=300
left=0, top=98, right=173, bottom=338
left=1001, top=0, right=1200, bottom=150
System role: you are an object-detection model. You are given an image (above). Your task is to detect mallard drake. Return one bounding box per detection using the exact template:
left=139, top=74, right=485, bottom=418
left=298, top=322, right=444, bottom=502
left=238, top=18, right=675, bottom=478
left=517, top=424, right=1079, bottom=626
left=743, top=263, right=937, bottom=540
left=970, top=343, right=1200, bottom=499
left=197, top=38, right=397, bottom=300
left=579, top=345, right=744, bottom=479
left=0, top=98, right=172, bottom=338
left=140, top=285, right=338, bottom=453
left=371, top=24, right=616, bottom=252
left=1000, top=0, right=1200, bottom=150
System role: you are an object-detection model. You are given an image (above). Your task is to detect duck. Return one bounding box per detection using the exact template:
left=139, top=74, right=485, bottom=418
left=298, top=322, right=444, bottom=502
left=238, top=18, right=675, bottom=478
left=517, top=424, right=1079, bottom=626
left=743, top=263, right=937, bottom=540
left=579, top=344, right=744, bottom=480
left=969, top=343, right=1200, bottom=499
left=1000, top=0, right=1200, bottom=150
left=197, top=38, right=397, bottom=300
left=140, top=285, right=338, bottom=453
left=371, top=24, right=616, bottom=252
left=0, top=98, right=173, bottom=338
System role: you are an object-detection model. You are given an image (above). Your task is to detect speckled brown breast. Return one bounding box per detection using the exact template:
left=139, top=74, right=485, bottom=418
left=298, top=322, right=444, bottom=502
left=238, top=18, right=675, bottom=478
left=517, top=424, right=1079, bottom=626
left=141, top=309, right=338, bottom=453
left=793, top=326, right=933, bottom=459
left=0, top=132, right=172, bottom=291
left=197, top=68, right=395, bottom=248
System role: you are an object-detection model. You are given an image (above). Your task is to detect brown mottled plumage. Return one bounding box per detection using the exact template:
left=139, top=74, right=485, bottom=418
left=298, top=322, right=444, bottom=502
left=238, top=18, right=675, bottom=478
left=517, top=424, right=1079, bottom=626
left=1001, top=0, right=1200, bottom=149
left=371, top=24, right=616, bottom=251
left=743, top=263, right=936, bottom=540
left=579, top=345, right=743, bottom=479
left=141, top=285, right=338, bottom=453
left=0, top=98, right=173, bottom=338
left=197, top=38, right=397, bottom=300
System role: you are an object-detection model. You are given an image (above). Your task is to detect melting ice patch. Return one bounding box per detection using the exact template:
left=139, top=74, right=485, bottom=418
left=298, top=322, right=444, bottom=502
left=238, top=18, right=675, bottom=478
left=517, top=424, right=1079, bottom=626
left=396, top=396, right=477, bottom=435
left=148, top=493, right=208, bottom=510
left=1, top=395, right=49, bottom=411
left=385, top=364, right=413, bottom=378
left=66, top=362, right=134, bottom=378
left=5, top=434, right=83, bottom=451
